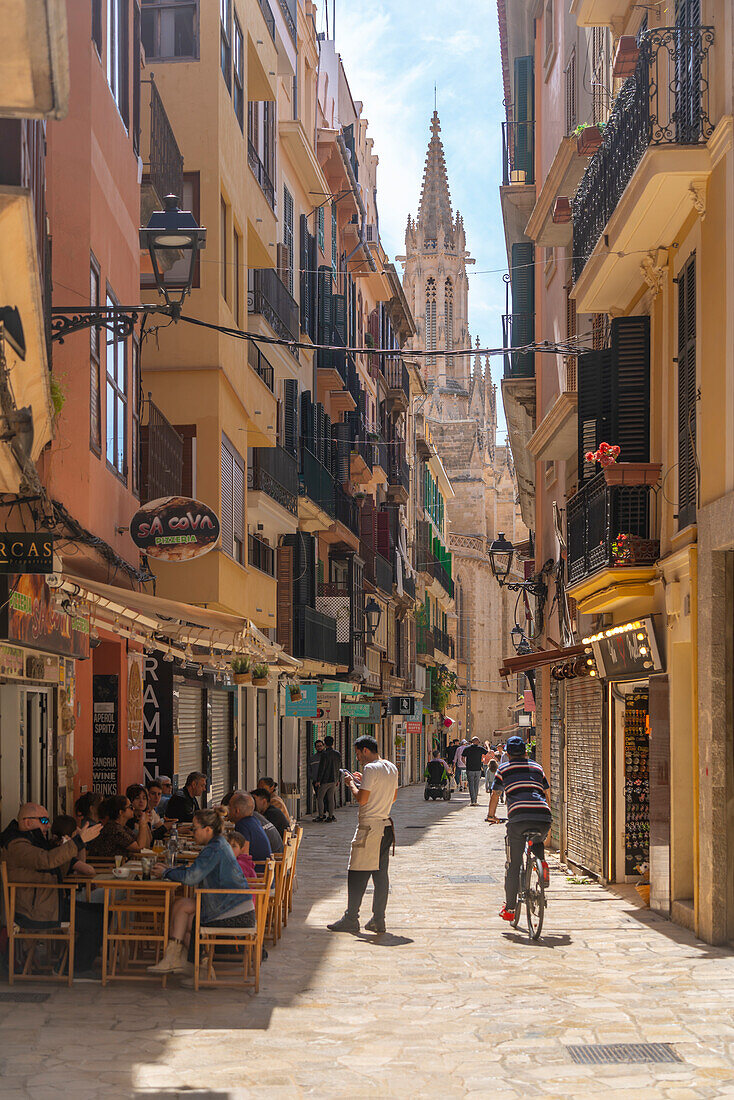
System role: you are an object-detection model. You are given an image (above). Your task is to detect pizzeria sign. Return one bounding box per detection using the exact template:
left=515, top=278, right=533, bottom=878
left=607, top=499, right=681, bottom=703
left=130, top=497, right=220, bottom=562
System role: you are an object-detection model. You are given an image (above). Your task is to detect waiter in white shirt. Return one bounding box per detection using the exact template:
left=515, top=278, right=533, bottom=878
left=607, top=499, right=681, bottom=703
left=327, top=734, right=398, bottom=935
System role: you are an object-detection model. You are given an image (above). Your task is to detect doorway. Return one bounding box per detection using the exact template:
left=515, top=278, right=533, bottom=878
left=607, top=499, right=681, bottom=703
left=21, top=688, right=52, bottom=811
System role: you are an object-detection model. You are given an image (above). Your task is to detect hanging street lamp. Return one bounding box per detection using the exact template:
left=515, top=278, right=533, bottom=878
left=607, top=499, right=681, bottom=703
left=488, top=532, right=552, bottom=599
left=364, top=597, right=383, bottom=643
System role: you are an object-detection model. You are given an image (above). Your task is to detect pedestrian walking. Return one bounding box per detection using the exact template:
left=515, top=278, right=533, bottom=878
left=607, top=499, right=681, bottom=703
left=308, top=738, right=325, bottom=815
left=327, top=734, right=398, bottom=934
left=314, top=735, right=342, bottom=822
left=454, top=739, right=469, bottom=791
left=462, top=736, right=486, bottom=805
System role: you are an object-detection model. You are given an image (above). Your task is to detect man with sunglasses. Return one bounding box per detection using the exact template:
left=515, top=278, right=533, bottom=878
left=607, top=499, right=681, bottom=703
left=1, top=803, right=103, bottom=976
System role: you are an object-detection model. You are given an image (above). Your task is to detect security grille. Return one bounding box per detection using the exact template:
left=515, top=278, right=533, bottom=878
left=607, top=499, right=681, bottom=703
left=567, top=1044, right=682, bottom=1066
left=209, top=689, right=232, bottom=806
left=565, top=678, right=604, bottom=876
left=549, top=679, right=564, bottom=852
left=176, top=683, right=205, bottom=787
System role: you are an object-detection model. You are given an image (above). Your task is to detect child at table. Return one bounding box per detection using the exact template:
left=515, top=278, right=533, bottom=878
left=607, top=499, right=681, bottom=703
left=228, top=832, right=256, bottom=879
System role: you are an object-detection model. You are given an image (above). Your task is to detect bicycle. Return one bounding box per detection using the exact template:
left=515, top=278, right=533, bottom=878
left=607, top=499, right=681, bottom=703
left=508, top=829, right=547, bottom=940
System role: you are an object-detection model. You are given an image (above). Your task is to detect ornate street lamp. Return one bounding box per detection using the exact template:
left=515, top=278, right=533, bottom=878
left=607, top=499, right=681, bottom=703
left=488, top=532, right=515, bottom=586
left=51, top=195, right=206, bottom=343
left=364, top=597, right=382, bottom=642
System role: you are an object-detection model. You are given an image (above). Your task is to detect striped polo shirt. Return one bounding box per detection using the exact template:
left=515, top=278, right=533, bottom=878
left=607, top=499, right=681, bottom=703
left=492, top=757, right=552, bottom=823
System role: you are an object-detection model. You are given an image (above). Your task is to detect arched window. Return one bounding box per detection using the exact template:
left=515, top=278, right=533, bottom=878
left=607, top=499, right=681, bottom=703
left=444, top=278, right=454, bottom=367
left=426, top=278, right=436, bottom=365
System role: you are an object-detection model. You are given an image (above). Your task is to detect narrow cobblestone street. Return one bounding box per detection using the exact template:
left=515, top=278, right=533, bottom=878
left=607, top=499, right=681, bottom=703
left=3, top=785, right=734, bottom=1098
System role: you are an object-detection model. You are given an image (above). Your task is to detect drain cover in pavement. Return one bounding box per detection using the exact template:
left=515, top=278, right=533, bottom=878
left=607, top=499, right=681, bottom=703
left=0, top=992, right=50, bottom=1003
left=566, top=1043, right=682, bottom=1065
left=445, top=874, right=495, bottom=884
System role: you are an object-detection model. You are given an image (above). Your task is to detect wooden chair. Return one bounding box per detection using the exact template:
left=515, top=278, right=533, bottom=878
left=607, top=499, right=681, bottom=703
left=193, top=859, right=274, bottom=992
left=262, top=851, right=288, bottom=945
left=284, top=825, right=303, bottom=919
left=1, top=861, right=77, bottom=986
left=280, top=834, right=298, bottom=930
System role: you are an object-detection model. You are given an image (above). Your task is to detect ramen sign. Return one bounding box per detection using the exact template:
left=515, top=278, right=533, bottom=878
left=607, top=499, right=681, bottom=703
left=130, top=497, right=220, bottom=562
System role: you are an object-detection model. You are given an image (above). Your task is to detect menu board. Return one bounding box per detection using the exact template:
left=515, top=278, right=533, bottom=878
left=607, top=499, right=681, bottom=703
left=624, top=687, right=649, bottom=876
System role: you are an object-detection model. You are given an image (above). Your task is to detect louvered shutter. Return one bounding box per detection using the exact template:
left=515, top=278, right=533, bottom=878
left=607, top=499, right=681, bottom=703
left=513, top=55, right=534, bottom=181
left=610, top=315, right=650, bottom=464
left=577, top=349, right=613, bottom=484
left=351, top=554, right=365, bottom=669
left=308, top=233, right=317, bottom=340
left=283, top=378, right=299, bottom=458
left=376, top=509, right=390, bottom=558
left=333, top=421, right=351, bottom=482
left=209, top=689, right=232, bottom=807
left=332, top=293, right=347, bottom=343
left=318, top=265, right=332, bottom=342
left=677, top=255, right=697, bottom=528
left=232, top=450, right=244, bottom=563
left=277, top=543, right=294, bottom=653
left=299, top=214, right=309, bottom=336
left=220, top=437, right=234, bottom=557
left=360, top=497, right=376, bottom=546
left=176, top=683, right=205, bottom=783
left=301, top=391, right=315, bottom=454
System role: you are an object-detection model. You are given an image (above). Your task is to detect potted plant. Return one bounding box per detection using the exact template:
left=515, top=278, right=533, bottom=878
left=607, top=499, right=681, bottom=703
left=611, top=532, right=661, bottom=565
left=586, top=443, right=662, bottom=486
left=231, top=655, right=251, bottom=684
left=575, top=123, right=604, bottom=156
left=252, top=662, right=269, bottom=686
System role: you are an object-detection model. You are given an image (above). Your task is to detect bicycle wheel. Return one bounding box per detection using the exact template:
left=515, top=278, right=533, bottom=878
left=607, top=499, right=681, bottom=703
left=511, top=854, right=523, bottom=928
left=525, top=858, right=545, bottom=940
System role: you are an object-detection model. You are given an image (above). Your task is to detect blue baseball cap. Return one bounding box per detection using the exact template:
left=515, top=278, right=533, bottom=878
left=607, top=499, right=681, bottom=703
left=506, top=736, right=527, bottom=757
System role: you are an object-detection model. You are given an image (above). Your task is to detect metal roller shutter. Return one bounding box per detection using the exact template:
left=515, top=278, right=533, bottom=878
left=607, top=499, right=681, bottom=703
left=176, top=684, right=205, bottom=786
left=549, top=679, right=564, bottom=852
left=209, top=689, right=232, bottom=807
left=565, top=678, right=604, bottom=876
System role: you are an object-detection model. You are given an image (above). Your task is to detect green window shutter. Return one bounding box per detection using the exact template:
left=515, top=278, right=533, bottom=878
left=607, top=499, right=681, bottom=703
left=332, top=292, right=347, bottom=343
left=577, top=348, right=613, bottom=485
left=513, top=56, right=534, bottom=123
left=283, top=378, right=299, bottom=458
left=318, top=264, right=332, bottom=343
left=510, top=242, right=535, bottom=376
left=610, top=315, right=650, bottom=465
left=677, top=255, right=697, bottom=528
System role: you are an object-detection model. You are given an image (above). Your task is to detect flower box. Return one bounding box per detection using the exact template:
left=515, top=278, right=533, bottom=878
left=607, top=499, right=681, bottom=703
left=233, top=672, right=251, bottom=685
left=603, top=462, right=661, bottom=487
left=552, top=197, right=572, bottom=224
left=252, top=677, right=269, bottom=687
left=611, top=534, right=661, bottom=567
left=577, top=127, right=603, bottom=156
left=612, top=36, right=640, bottom=80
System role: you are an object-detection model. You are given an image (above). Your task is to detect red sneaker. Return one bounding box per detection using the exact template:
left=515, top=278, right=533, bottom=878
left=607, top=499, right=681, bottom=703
left=541, top=861, right=550, bottom=886
left=499, top=905, right=515, bottom=922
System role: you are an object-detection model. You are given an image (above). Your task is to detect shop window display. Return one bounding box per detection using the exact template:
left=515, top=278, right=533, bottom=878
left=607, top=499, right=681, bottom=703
left=624, top=687, right=649, bottom=875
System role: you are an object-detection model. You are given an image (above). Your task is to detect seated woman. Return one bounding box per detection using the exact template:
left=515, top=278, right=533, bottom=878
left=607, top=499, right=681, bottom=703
left=87, top=795, right=151, bottom=858
left=74, top=791, right=102, bottom=829
left=125, top=783, right=163, bottom=841
left=149, top=807, right=254, bottom=977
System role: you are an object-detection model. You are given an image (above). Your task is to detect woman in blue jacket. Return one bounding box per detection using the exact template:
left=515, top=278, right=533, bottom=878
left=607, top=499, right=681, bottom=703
left=149, top=806, right=254, bottom=976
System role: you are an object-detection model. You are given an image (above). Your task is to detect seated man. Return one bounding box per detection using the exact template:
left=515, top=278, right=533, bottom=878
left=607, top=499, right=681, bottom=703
left=424, top=750, right=449, bottom=786
left=156, top=775, right=173, bottom=815
left=164, top=772, right=207, bottom=823
left=1, top=804, right=102, bottom=975
left=257, top=777, right=291, bottom=823
left=226, top=792, right=273, bottom=862
left=252, top=788, right=289, bottom=840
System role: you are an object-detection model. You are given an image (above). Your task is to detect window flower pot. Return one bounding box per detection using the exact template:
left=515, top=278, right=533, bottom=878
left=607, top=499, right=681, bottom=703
left=552, top=197, right=572, bottom=224
left=612, top=36, right=639, bottom=80
left=577, top=127, right=603, bottom=156
left=234, top=672, right=251, bottom=685
left=603, top=462, right=661, bottom=487
left=252, top=677, right=269, bottom=687
left=611, top=534, right=661, bottom=566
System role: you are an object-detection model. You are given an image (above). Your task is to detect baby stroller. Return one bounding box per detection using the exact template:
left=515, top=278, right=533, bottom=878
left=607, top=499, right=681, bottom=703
left=424, top=759, right=451, bottom=801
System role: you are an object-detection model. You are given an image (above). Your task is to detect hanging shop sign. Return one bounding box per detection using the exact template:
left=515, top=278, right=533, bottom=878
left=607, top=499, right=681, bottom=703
left=143, top=652, right=174, bottom=783
left=320, top=681, right=354, bottom=695
left=353, top=699, right=382, bottom=723
left=127, top=652, right=144, bottom=749
left=0, top=643, right=24, bottom=678
left=405, top=720, right=423, bottom=738
left=390, top=695, right=414, bottom=716
left=0, top=533, right=54, bottom=574
left=342, top=700, right=373, bottom=718
left=93, top=674, right=119, bottom=795
left=130, top=496, right=220, bottom=562
left=588, top=617, right=663, bottom=680
left=0, top=574, right=89, bottom=659
left=285, top=683, right=318, bottom=718
left=316, top=691, right=341, bottom=721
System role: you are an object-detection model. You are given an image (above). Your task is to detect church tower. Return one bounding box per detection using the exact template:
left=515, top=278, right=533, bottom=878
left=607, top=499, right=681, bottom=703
left=401, top=112, right=527, bottom=740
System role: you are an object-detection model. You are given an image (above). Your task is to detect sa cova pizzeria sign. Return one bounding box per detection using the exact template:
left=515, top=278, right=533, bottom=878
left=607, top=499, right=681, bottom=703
left=130, top=496, right=220, bottom=562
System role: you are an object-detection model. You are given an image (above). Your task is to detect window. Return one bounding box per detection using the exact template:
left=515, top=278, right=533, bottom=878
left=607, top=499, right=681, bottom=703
left=331, top=202, right=337, bottom=277
left=444, top=278, right=453, bottom=353
left=544, top=0, right=554, bottom=64
left=677, top=254, right=697, bottom=529
left=221, top=434, right=245, bottom=564
left=317, top=205, right=324, bottom=252
left=221, top=196, right=228, bottom=302
left=220, top=0, right=232, bottom=91
left=283, top=186, right=294, bottom=296
left=234, top=227, right=241, bottom=325
left=591, top=27, right=610, bottom=125
left=107, top=0, right=130, bottom=127
left=105, top=290, right=128, bottom=479
left=141, top=0, right=199, bottom=61
left=92, top=0, right=102, bottom=55
left=90, top=257, right=101, bottom=454
left=565, top=47, right=577, bottom=134
left=425, top=278, right=436, bottom=365
left=233, top=15, right=244, bottom=129
left=131, top=336, right=141, bottom=496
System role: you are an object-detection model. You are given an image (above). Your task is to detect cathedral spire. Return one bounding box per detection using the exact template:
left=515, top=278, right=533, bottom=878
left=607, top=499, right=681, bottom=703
left=417, top=112, right=454, bottom=244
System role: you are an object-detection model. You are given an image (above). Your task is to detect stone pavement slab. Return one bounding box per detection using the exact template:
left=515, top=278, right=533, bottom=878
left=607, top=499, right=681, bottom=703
left=2, top=785, right=734, bottom=1097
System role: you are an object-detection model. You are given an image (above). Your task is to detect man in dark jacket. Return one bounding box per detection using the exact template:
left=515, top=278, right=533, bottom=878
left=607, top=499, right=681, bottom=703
left=164, top=771, right=207, bottom=822
left=314, top=735, right=342, bottom=822
left=463, top=736, right=488, bottom=805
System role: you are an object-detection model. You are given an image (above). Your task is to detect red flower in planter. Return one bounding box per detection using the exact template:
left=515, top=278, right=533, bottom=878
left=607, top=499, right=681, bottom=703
left=586, top=443, right=621, bottom=467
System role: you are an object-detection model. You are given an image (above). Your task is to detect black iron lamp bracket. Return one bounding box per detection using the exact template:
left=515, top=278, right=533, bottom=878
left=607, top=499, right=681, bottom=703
left=50, top=304, right=174, bottom=344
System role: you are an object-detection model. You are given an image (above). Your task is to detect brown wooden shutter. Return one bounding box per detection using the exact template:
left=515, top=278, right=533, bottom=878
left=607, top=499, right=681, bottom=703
left=174, top=424, right=197, bottom=497
left=277, top=243, right=290, bottom=288
left=677, top=254, right=697, bottom=528
left=277, top=544, right=294, bottom=654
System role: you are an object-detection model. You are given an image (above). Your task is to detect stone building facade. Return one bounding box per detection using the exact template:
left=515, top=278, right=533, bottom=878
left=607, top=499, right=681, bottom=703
left=400, top=113, right=527, bottom=739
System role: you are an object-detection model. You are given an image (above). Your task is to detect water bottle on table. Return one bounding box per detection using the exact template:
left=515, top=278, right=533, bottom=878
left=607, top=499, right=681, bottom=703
left=166, top=823, right=179, bottom=868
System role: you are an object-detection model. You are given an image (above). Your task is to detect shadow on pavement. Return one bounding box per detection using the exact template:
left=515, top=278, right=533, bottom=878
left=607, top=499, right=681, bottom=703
left=501, top=931, right=573, bottom=948
left=357, top=932, right=414, bottom=946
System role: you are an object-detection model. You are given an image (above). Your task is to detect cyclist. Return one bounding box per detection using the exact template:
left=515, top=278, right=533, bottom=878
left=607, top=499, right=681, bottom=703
left=487, top=735, right=552, bottom=922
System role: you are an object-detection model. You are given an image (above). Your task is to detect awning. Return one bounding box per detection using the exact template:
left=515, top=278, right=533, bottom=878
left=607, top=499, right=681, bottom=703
left=499, top=643, right=586, bottom=679
left=51, top=573, right=300, bottom=669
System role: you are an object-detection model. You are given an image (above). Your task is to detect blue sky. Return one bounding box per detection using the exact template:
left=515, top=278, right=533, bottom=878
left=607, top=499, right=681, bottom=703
left=326, top=0, right=508, bottom=435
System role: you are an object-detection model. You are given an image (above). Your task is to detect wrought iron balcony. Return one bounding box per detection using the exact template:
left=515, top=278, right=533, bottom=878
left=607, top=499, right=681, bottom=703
left=388, top=449, right=410, bottom=494
left=140, top=400, right=183, bottom=503
left=300, top=445, right=335, bottom=517
left=248, top=445, right=298, bottom=516
left=255, top=0, right=275, bottom=41
left=248, top=140, right=275, bottom=211
left=374, top=551, right=393, bottom=595
left=434, top=627, right=455, bottom=660
left=249, top=268, right=299, bottom=345
left=502, top=313, right=535, bottom=378
left=146, top=76, right=183, bottom=205
left=383, top=358, right=410, bottom=408
left=566, top=471, right=660, bottom=586
left=502, top=120, right=535, bottom=186
left=316, top=583, right=352, bottom=667
left=573, top=25, right=714, bottom=284
left=317, top=331, right=347, bottom=384
left=247, top=341, right=275, bottom=392
left=248, top=533, right=275, bottom=576
left=293, top=606, right=338, bottom=664
left=334, top=484, right=359, bottom=535
left=417, top=624, right=434, bottom=658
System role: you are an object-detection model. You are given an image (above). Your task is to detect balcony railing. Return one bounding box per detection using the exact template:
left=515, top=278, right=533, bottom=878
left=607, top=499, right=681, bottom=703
left=248, top=445, right=298, bottom=516
left=351, top=435, right=374, bottom=472
left=383, top=358, right=410, bottom=401
left=247, top=341, right=275, bottom=392
left=300, top=446, right=335, bottom=517
left=434, top=627, right=455, bottom=660
left=573, top=25, right=714, bottom=283
left=317, top=331, right=347, bottom=385
left=293, top=606, right=338, bottom=664
left=388, top=450, right=410, bottom=493
left=147, top=76, right=184, bottom=204
left=249, top=268, right=299, bottom=345
left=255, top=0, right=275, bottom=41
left=502, top=120, right=535, bottom=186
left=502, top=313, right=535, bottom=378
left=316, top=583, right=351, bottom=667
left=140, top=399, right=183, bottom=503
left=431, top=558, right=454, bottom=599
left=247, top=139, right=276, bottom=211
left=375, top=552, right=393, bottom=595
left=417, top=625, right=434, bottom=658
left=248, top=533, right=275, bottom=576
left=335, top=484, right=359, bottom=535
left=566, top=471, right=660, bottom=586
